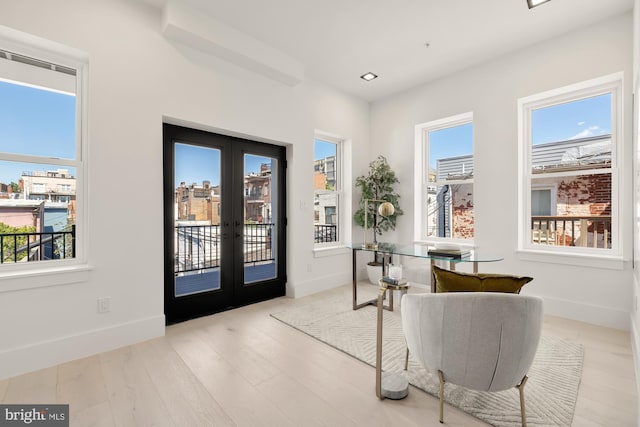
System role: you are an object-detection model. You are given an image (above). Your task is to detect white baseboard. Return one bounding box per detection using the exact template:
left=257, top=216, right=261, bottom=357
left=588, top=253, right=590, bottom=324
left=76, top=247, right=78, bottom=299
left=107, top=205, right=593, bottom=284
left=0, top=315, right=165, bottom=381
left=287, top=271, right=351, bottom=298
left=542, top=295, right=630, bottom=331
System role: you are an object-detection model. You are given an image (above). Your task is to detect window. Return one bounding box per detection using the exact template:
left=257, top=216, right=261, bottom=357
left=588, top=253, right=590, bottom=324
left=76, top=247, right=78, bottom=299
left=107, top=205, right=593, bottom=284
left=324, top=207, right=336, bottom=225
left=0, top=33, right=86, bottom=272
left=414, top=112, right=474, bottom=243
left=314, top=135, right=342, bottom=246
left=32, top=183, right=46, bottom=193
left=518, top=73, right=622, bottom=258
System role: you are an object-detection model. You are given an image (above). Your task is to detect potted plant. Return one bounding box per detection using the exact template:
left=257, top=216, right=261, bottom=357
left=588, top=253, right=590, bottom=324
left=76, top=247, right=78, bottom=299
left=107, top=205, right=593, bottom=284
left=354, top=155, right=403, bottom=284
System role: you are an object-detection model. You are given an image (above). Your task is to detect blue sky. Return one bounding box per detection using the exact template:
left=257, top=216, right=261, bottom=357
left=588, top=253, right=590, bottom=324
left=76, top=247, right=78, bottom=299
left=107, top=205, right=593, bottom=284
left=0, top=78, right=611, bottom=185
left=0, top=80, right=75, bottom=183
left=428, top=94, right=611, bottom=169
left=174, top=144, right=272, bottom=187
left=175, top=144, right=221, bottom=187
left=315, top=139, right=336, bottom=160
left=429, top=123, right=474, bottom=169
left=532, top=93, right=611, bottom=144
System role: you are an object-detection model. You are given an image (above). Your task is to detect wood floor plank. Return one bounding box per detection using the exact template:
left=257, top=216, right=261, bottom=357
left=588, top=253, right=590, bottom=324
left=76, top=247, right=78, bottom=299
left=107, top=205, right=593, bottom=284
left=0, top=378, right=8, bottom=401
left=57, top=355, right=109, bottom=415
left=193, top=322, right=281, bottom=387
left=132, top=337, right=235, bottom=426
left=166, top=322, right=296, bottom=427
left=575, top=391, right=638, bottom=426
left=0, top=284, right=637, bottom=426
left=3, top=366, right=57, bottom=404
left=254, top=372, right=356, bottom=426
left=99, top=345, right=175, bottom=427
left=69, top=401, right=116, bottom=427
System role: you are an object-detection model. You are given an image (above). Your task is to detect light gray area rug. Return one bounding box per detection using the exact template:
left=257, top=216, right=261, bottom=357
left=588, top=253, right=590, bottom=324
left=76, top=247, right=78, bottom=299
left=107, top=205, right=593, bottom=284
left=271, top=286, right=584, bottom=427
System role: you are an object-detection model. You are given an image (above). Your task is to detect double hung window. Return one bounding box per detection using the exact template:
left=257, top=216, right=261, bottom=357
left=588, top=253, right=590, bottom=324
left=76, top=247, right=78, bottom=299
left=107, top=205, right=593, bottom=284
left=518, top=73, right=622, bottom=259
left=414, top=113, right=474, bottom=243
left=0, top=35, right=86, bottom=271
left=314, top=135, right=342, bottom=246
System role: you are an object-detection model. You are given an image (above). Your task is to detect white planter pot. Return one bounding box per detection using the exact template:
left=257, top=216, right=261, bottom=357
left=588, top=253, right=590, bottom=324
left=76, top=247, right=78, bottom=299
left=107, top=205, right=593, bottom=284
left=366, top=263, right=383, bottom=285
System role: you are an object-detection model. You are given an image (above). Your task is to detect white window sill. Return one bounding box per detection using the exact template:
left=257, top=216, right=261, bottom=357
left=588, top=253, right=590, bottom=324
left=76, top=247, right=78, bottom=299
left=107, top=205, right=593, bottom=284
left=0, top=263, right=91, bottom=293
left=313, top=245, right=351, bottom=258
left=516, top=249, right=627, bottom=270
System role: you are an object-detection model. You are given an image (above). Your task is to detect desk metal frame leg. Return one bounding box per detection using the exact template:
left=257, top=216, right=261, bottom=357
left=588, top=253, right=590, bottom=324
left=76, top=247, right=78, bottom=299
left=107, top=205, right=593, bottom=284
left=353, top=248, right=393, bottom=310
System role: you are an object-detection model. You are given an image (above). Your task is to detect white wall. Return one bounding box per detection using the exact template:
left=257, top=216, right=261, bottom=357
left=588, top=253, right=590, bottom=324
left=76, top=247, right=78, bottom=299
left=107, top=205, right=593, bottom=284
left=0, top=0, right=369, bottom=380
left=370, top=13, right=635, bottom=331
left=632, top=0, right=640, bottom=395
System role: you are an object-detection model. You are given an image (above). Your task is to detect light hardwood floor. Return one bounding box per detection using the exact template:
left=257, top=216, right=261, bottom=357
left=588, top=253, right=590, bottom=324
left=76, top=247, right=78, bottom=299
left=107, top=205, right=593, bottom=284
left=0, top=284, right=637, bottom=426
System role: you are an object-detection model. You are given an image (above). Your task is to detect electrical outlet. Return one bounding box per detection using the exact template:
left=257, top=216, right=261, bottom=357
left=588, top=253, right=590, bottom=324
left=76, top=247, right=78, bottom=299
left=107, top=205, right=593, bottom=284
left=98, top=297, right=111, bottom=313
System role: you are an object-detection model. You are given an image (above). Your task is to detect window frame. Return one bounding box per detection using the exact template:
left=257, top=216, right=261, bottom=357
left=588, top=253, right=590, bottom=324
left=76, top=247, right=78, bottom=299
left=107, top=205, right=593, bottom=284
left=414, top=112, right=475, bottom=245
left=517, top=73, right=623, bottom=266
left=0, top=26, right=89, bottom=290
left=313, top=131, right=351, bottom=255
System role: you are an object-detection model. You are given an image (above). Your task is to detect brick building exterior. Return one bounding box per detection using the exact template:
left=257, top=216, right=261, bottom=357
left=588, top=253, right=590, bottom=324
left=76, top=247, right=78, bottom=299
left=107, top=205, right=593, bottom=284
left=451, top=183, right=474, bottom=240
left=436, top=135, right=611, bottom=246
left=176, top=181, right=221, bottom=224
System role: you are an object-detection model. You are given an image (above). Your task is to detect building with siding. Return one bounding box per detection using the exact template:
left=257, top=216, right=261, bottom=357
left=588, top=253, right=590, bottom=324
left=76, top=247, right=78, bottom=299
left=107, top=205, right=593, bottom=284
left=433, top=134, right=611, bottom=243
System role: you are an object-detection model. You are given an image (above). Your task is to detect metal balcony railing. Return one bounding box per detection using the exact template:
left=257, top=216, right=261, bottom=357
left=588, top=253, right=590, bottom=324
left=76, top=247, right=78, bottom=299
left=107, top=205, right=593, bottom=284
left=314, top=224, right=337, bottom=243
left=243, top=223, right=274, bottom=265
left=175, top=225, right=221, bottom=274
left=531, top=215, right=612, bottom=248
left=174, top=223, right=275, bottom=274
left=0, top=225, right=76, bottom=263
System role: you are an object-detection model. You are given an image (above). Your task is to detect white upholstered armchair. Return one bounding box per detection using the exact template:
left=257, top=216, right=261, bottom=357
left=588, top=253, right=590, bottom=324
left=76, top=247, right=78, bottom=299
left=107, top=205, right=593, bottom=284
left=401, top=292, right=543, bottom=425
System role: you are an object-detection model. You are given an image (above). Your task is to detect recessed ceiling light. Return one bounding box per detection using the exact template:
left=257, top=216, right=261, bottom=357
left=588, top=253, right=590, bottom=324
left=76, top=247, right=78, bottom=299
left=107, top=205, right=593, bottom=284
left=360, top=72, right=378, bottom=81
left=527, top=0, right=551, bottom=9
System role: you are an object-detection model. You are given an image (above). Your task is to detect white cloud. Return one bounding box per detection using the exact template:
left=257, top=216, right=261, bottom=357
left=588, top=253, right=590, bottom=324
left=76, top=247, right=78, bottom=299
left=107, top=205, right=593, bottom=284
left=569, top=125, right=602, bottom=139
left=577, top=121, right=586, bottom=126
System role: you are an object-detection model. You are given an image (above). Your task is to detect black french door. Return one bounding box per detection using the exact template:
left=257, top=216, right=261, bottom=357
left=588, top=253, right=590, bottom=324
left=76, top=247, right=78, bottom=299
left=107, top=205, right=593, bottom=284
left=163, top=124, right=286, bottom=324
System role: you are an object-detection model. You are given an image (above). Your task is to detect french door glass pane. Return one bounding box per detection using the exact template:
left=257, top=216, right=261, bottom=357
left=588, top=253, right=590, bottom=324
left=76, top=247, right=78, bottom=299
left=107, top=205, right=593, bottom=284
left=244, top=154, right=277, bottom=284
left=173, top=143, right=221, bottom=296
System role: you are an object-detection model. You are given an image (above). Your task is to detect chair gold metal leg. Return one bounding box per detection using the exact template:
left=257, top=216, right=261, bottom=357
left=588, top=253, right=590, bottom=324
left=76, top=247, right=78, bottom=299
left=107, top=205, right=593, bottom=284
left=404, top=347, right=409, bottom=370
left=438, top=370, right=445, bottom=424
left=516, top=375, right=528, bottom=427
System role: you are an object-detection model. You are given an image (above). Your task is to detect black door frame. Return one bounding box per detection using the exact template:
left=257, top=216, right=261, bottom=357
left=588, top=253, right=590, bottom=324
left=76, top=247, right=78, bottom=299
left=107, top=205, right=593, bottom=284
left=163, top=124, right=287, bottom=324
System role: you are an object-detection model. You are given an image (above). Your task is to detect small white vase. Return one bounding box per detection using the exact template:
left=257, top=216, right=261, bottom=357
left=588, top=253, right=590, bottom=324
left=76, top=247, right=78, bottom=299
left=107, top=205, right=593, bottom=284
left=366, top=262, right=383, bottom=285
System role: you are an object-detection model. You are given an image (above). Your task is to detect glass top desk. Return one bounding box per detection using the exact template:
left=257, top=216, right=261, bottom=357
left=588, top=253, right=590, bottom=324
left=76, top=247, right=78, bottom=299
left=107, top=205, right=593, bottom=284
left=351, top=243, right=503, bottom=310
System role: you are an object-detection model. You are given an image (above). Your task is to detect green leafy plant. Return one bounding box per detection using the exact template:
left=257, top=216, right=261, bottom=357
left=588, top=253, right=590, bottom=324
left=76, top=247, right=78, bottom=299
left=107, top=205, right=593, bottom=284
left=0, top=222, right=36, bottom=262
left=354, top=155, right=403, bottom=245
